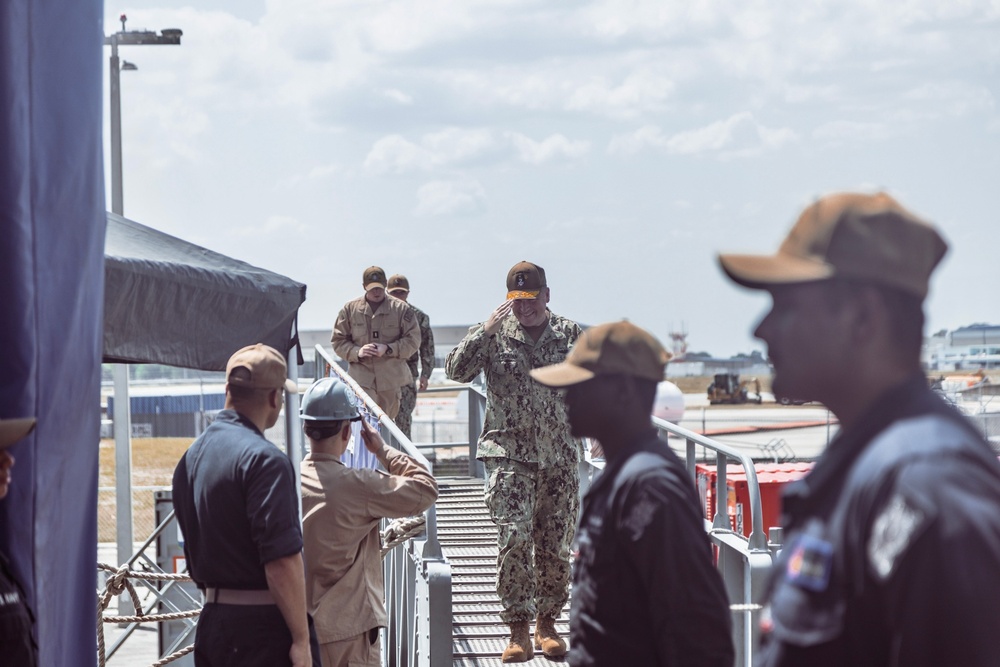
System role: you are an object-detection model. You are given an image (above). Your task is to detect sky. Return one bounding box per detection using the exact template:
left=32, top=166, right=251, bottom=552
left=102, top=0, right=1000, bottom=358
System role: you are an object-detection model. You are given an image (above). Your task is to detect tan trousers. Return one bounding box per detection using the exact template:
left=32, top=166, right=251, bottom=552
left=364, top=386, right=401, bottom=420
left=319, top=628, right=380, bottom=667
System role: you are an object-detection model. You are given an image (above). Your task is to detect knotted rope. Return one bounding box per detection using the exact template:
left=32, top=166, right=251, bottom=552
left=97, top=562, right=198, bottom=667
left=381, top=515, right=427, bottom=558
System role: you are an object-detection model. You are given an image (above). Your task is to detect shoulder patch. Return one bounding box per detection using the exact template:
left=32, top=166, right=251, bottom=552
left=868, top=492, right=927, bottom=581
left=785, top=533, right=834, bottom=592
left=403, top=308, right=414, bottom=322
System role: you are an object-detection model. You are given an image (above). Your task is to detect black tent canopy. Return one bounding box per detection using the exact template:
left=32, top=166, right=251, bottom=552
left=103, top=212, right=307, bottom=370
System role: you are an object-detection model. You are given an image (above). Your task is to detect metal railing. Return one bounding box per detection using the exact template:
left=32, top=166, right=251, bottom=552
left=313, top=349, right=776, bottom=666
left=314, top=345, right=452, bottom=667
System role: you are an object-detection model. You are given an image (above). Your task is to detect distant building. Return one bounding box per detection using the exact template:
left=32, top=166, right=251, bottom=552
left=924, top=324, right=1000, bottom=370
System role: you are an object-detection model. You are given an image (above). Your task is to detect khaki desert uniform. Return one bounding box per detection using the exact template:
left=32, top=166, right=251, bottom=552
left=396, top=303, right=434, bottom=439
left=301, top=448, right=438, bottom=667
left=331, top=296, right=420, bottom=419
left=445, top=311, right=582, bottom=623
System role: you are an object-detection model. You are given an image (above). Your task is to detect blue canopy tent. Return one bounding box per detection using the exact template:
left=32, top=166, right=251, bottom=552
left=0, top=3, right=305, bottom=663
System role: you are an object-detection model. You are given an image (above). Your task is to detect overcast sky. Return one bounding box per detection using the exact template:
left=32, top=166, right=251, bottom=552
left=103, top=0, right=1000, bottom=358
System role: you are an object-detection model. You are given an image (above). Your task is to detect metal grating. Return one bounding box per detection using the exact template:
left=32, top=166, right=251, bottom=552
left=437, top=477, right=572, bottom=666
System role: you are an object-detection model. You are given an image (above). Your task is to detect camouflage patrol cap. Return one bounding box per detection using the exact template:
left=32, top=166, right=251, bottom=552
left=718, top=192, right=947, bottom=299
left=506, top=261, right=547, bottom=300
left=362, top=266, right=388, bottom=292
left=387, top=274, right=410, bottom=294
left=530, top=320, right=671, bottom=387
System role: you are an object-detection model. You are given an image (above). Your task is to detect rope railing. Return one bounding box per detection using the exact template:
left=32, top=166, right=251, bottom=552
left=96, top=562, right=198, bottom=667
left=381, top=515, right=427, bottom=559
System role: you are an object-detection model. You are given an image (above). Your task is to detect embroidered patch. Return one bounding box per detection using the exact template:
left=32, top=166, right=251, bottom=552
left=868, top=493, right=925, bottom=581
left=404, top=309, right=413, bottom=322
left=785, top=533, right=833, bottom=592
left=621, top=489, right=658, bottom=540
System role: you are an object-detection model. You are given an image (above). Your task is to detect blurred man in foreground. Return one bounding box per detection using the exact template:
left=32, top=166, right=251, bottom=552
left=0, top=417, right=39, bottom=666
left=531, top=321, right=734, bottom=666
left=719, top=191, right=1000, bottom=666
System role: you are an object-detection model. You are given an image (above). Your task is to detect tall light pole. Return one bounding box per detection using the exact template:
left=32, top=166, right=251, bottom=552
left=105, top=14, right=182, bottom=215
left=103, top=15, right=181, bottom=617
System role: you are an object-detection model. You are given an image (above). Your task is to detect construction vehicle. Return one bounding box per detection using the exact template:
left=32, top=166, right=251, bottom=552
left=707, top=373, right=762, bottom=405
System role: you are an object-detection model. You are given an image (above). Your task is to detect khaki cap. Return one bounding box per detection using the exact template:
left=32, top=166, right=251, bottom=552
left=387, top=274, right=410, bottom=294
left=362, top=266, right=388, bottom=292
left=0, top=418, right=36, bottom=451
left=226, top=344, right=298, bottom=394
left=506, top=261, right=547, bottom=300
left=531, top=320, right=671, bottom=387
left=718, top=192, right=947, bottom=299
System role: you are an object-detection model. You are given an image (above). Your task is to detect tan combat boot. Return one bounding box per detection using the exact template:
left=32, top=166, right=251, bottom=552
left=534, top=615, right=568, bottom=658
left=502, top=620, right=533, bottom=663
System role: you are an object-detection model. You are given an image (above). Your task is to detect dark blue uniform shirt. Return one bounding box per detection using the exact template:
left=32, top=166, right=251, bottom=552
left=570, top=430, right=734, bottom=667
left=758, top=375, right=1000, bottom=666
left=172, top=409, right=302, bottom=589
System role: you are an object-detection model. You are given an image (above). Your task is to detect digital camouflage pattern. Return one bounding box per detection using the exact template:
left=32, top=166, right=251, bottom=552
left=484, top=458, right=579, bottom=622
left=444, top=311, right=583, bottom=466
left=405, top=303, right=435, bottom=384
left=396, top=304, right=434, bottom=439
left=446, top=309, right=582, bottom=623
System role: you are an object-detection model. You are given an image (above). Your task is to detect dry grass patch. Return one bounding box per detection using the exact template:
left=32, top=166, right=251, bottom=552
left=98, top=438, right=193, bottom=543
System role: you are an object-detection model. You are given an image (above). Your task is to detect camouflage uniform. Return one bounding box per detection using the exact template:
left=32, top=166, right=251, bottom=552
left=445, top=311, right=582, bottom=622
left=396, top=303, right=434, bottom=439
left=331, top=296, right=420, bottom=419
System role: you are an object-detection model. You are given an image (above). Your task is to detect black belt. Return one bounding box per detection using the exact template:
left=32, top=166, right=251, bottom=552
left=203, top=587, right=275, bottom=605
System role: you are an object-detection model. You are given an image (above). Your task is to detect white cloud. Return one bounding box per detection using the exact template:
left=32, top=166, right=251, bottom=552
left=812, top=120, right=890, bottom=144
left=364, top=128, right=590, bottom=174
left=413, top=180, right=487, bottom=217
left=363, top=135, right=435, bottom=174
left=236, top=215, right=309, bottom=237
left=609, top=113, right=797, bottom=158
left=508, top=133, right=590, bottom=164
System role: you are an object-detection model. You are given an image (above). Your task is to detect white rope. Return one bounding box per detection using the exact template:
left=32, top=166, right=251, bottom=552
left=381, top=515, right=427, bottom=558
left=96, top=562, right=198, bottom=667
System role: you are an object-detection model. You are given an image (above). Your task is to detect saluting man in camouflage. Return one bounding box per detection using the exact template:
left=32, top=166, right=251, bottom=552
left=332, top=266, right=421, bottom=420
left=446, top=261, right=582, bottom=663
left=386, top=274, right=435, bottom=439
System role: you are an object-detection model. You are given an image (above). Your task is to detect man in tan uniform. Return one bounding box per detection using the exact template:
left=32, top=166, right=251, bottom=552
left=446, top=261, right=582, bottom=662
left=299, top=377, right=438, bottom=667
left=386, top=274, right=435, bottom=439
left=332, top=266, right=420, bottom=419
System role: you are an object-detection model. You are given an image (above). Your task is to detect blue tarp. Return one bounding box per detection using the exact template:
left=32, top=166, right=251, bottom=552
left=0, top=4, right=308, bottom=663
left=0, top=1, right=105, bottom=664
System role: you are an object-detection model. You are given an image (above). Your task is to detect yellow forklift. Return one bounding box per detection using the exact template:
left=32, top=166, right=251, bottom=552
left=707, top=373, right=762, bottom=405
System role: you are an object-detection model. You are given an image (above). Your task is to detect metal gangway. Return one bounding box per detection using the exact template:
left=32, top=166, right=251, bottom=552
left=314, top=344, right=776, bottom=666
left=97, top=343, right=775, bottom=667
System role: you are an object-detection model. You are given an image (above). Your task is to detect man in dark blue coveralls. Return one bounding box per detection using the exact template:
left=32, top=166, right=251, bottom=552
left=0, top=417, right=38, bottom=667
left=531, top=320, right=734, bottom=667
left=173, top=344, right=312, bottom=667
left=719, top=191, right=1000, bottom=666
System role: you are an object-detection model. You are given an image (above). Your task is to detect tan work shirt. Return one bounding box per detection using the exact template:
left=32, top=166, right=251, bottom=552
left=331, top=295, right=421, bottom=392
left=300, top=447, right=438, bottom=644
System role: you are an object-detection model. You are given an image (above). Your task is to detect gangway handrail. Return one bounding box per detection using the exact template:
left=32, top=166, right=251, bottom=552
left=652, top=415, right=771, bottom=552
left=313, top=344, right=451, bottom=667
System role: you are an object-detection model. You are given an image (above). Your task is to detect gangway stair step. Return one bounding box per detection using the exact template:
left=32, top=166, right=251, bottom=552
left=437, top=477, right=573, bottom=666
